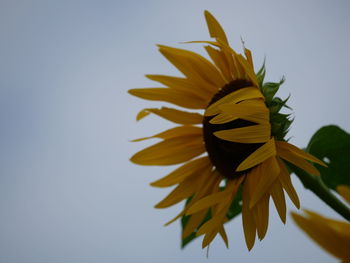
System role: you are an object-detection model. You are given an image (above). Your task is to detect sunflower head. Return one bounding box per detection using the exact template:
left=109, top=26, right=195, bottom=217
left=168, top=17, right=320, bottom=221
left=129, top=10, right=326, bottom=250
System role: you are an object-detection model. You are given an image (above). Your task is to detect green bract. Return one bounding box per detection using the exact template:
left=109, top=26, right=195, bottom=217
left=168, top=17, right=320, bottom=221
left=257, top=64, right=293, bottom=141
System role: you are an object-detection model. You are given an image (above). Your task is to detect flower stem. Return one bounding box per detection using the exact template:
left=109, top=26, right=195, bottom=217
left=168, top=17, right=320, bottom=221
left=287, top=162, right=350, bottom=222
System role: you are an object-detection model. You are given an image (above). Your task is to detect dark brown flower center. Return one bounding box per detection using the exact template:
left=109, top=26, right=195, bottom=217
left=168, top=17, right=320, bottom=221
left=203, top=79, right=263, bottom=179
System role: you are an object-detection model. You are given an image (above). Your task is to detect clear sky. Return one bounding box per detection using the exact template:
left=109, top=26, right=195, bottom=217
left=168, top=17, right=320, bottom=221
left=1, top=0, right=349, bottom=262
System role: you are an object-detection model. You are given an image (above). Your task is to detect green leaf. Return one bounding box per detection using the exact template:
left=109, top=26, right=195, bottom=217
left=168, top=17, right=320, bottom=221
left=181, top=231, right=196, bottom=248
left=256, top=61, right=266, bottom=88
left=270, top=112, right=293, bottom=140
left=262, top=77, right=285, bottom=103
left=306, top=125, right=350, bottom=189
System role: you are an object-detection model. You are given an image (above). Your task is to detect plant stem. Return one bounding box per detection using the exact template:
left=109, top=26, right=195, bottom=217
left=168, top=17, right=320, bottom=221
left=287, top=162, right=350, bottom=222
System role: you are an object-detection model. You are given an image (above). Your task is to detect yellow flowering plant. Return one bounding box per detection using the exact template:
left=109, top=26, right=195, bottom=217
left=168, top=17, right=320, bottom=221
left=129, top=10, right=350, bottom=254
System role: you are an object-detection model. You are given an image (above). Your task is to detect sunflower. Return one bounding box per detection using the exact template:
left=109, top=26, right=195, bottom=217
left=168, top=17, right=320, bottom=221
left=129, top=10, right=326, bottom=250
left=291, top=185, right=350, bottom=262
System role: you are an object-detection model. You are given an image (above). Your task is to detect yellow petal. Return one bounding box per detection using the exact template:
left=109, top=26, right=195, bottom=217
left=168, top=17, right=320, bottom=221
left=202, top=230, right=219, bottom=249
left=136, top=110, right=150, bottom=121
left=132, top=125, right=202, bottom=142
left=218, top=99, right=267, bottom=113
left=210, top=99, right=269, bottom=124
left=156, top=54, right=216, bottom=95
left=155, top=175, right=202, bottom=208
left=186, top=190, right=230, bottom=215
left=174, top=173, right=219, bottom=228
left=236, top=54, right=259, bottom=86
left=205, top=87, right=264, bottom=116
left=158, top=45, right=225, bottom=89
left=270, top=180, right=287, bottom=223
left=220, top=44, right=240, bottom=79
left=182, top=178, right=220, bottom=221
left=249, top=157, right=280, bottom=208
left=128, top=88, right=206, bottom=109
left=253, top=194, right=270, bottom=240
left=204, top=10, right=229, bottom=44
left=244, top=47, right=254, bottom=70
left=164, top=172, right=214, bottom=227
left=304, top=210, right=350, bottom=237
left=155, top=186, right=192, bottom=209
left=337, top=185, right=350, bottom=204
left=216, top=177, right=244, bottom=213
left=327, top=220, right=350, bottom=238
left=183, top=39, right=243, bottom=80
left=291, top=212, right=350, bottom=260
left=242, top=179, right=256, bottom=250
left=164, top=210, right=185, bottom=226
left=197, top=209, right=227, bottom=236
left=192, top=170, right=222, bottom=200
left=187, top=178, right=241, bottom=215
left=151, top=156, right=211, bottom=187
left=130, top=136, right=204, bottom=165
left=196, top=180, right=241, bottom=242
left=145, top=74, right=211, bottom=101
left=210, top=111, right=269, bottom=125
left=276, top=141, right=327, bottom=167
left=137, top=107, right=203, bottom=124
left=232, top=53, right=246, bottom=79
left=219, top=226, right=229, bottom=248
left=182, top=210, right=208, bottom=238
left=277, top=158, right=300, bottom=208
left=163, top=169, right=214, bottom=226
left=184, top=40, right=222, bottom=47
left=237, top=137, right=276, bottom=171
left=214, top=124, right=270, bottom=144
left=145, top=74, right=190, bottom=90
left=205, top=45, right=232, bottom=82
left=277, top=146, right=320, bottom=176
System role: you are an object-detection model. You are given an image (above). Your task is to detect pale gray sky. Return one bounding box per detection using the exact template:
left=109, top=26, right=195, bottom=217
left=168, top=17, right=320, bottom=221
left=1, top=0, right=349, bottom=262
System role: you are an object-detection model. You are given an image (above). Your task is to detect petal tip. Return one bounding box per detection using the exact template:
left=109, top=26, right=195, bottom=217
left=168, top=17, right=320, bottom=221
left=129, top=155, right=140, bottom=164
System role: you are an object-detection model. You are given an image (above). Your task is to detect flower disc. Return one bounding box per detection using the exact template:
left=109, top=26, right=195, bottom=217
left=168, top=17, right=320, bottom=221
left=203, top=79, right=263, bottom=178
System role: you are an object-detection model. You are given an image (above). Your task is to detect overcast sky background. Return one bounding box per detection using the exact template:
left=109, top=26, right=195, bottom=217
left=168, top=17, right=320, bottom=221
left=1, top=1, right=350, bottom=262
